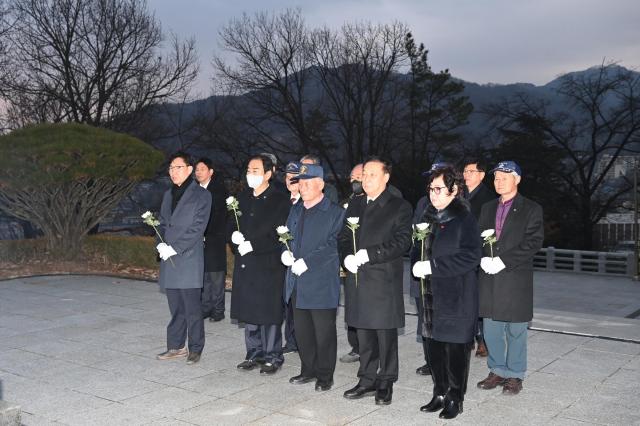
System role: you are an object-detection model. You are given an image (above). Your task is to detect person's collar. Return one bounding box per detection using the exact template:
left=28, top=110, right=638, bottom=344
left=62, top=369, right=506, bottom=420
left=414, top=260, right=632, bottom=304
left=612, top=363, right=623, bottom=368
left=173, top=175, right=193, bottom=189
left=253, top=182, right=270, bottom=197
left=303, top=193, right=324, bottom=210
left=199, top=178, right=211, bottom=189
left=291, top=192, right=301, bottom=202
left=499, top=191, right=517, bottom=204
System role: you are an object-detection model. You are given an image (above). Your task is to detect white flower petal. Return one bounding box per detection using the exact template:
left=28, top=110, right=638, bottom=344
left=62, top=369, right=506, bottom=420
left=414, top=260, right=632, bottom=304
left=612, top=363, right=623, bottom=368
left=416, top=223, right=429, bottom=231
left=347, top=217, right=359, bottom=225
left=481, top=229, right=495, bottom=238
left=226, top=196, right=235, bottom=205
left=141, top=211, right=151, bottom=219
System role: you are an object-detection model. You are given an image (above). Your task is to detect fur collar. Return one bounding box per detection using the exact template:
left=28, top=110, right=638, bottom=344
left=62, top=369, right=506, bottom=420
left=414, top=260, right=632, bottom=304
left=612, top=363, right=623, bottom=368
left=424, top=197, right=470, bottom=224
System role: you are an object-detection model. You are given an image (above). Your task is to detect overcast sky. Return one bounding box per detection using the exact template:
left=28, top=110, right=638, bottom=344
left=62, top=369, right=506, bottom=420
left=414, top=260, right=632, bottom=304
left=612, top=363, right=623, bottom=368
left=151, top=0, right=640, bottom=97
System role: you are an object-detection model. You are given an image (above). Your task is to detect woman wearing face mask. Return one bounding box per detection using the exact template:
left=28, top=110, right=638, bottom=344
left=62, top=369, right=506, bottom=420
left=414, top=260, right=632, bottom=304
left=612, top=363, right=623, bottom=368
left=411, top=165, right=481, bottom=420
left=229, top=154, right=292, bottom=375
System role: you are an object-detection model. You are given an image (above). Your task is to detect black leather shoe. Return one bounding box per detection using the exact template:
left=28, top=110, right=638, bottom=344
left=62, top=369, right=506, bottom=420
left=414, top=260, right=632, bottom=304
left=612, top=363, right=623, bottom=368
left=420, top=395, right=445, bottom=412
left=186, top=352, right=201, bottom=365
left=315, top=380, right=333, bottom=391
left=209, top=314, right=224, bottom=322
left=343, top=384, right=377, bottom=399
left=375, top=387, right=393, bottom=405
left=236, top=360, right=257, bottom=370
left=416, top=364, right=431, bottom=376
left=289, top=374, right=315, bottom=384
left=259, top=362, right=279, bottom=375
left=439, top=399, right=463, bottom=419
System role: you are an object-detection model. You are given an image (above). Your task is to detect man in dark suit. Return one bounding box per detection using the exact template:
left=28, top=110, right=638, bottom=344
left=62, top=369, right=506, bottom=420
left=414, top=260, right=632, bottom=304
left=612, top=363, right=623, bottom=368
left=462, top=159, right=497, bottom=357
left=230, top=154, right=291, bottom=375
left=283, top=164, right=345, bottom=391
left=156, top=151, right=212, bottom=365
left=339, top=157, right=413, bottom=406
left=476, top=161, right=543, bottom=396
left=194, top=158, right=229, bottom=323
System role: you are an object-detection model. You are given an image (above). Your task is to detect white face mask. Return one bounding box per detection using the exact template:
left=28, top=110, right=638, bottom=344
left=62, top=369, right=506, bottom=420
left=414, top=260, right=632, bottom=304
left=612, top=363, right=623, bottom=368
left=246, top=174, right=264, bottom=189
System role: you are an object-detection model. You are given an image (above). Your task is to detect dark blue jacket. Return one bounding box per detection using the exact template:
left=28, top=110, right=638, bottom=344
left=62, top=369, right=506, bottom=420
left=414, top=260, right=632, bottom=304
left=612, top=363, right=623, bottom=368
left=284, top=196, right=345, bottom=309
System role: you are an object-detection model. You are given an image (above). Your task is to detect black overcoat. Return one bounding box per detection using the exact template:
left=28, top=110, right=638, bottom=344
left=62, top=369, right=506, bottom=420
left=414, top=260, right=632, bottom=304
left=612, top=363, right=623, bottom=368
left=204, top=174, right=229, bottom=272
left=416, top=198, right=481, bottom=344
left=229, top=185, right=291, bottom=325
left=477, top=193, right=544, bottom=322
left=338, top=188, right=412, bottom=329
left=466, top=183, right=496, bottom=220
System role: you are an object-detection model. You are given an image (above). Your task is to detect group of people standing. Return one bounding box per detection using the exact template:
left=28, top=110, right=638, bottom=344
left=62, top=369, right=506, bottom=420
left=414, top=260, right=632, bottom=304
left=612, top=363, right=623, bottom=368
left=153, top=151, right=543, bottom=420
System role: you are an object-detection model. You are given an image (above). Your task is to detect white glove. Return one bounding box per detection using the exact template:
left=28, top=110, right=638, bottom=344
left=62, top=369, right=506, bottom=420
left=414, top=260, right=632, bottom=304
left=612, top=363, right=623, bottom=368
left=291, top=258, right=308, bottom=276
left=491, top=257, right=506, bottom=274
left=231, top=231, right=245, bottom=245
left=412, top=261, right=432, bottom=278
left=156, top=242, right=168, bottom=254
left=156, top=243, right=177, bottom=261
left=281, top=250, right=296, bottom=266
left=238, top=240, right=253, bottom=256
left=480, top=257, right=493, bottom=274
left=344, top=255, right=358, bottom=274
left=355, top=249, right=369, bottom=266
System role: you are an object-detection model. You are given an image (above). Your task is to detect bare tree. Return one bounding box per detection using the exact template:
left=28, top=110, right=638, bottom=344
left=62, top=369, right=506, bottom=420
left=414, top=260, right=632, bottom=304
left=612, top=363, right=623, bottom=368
left=310, top=22, right=408, bottom=167
left=484, top=63, right=640, bottom=249
left=1, top=0, right=198, bottom=131
left=215, top=8, right=316, bottom=153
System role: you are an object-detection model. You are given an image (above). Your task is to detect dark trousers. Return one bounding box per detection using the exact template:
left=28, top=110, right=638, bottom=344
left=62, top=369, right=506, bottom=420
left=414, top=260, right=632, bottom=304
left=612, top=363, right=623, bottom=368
left=244, top=323, right=284, bottom=366
left=166, top=288, right=205, bottom=353
left=283, top=299, right=298, bottom=350
left=347, top=326, right=359, bottom=354
left=357, top=328, right=398, bottom=389
left=476, top=317, right=485, bottom=344
left=415, top=296, right=429, bottom=365
left=201, top=271, right=226, bottom=318
left=293, top=303, right=337, bottom=382
left=427, top=338, right=472, bottom=403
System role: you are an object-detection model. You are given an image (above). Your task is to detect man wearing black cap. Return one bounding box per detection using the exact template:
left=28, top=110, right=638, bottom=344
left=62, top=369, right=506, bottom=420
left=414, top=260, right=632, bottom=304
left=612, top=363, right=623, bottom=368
left=282, top=161, right=301, bottom=354
left=283, top=164, right=345, bottom=391
left=476, top=161, right=543, bottom=396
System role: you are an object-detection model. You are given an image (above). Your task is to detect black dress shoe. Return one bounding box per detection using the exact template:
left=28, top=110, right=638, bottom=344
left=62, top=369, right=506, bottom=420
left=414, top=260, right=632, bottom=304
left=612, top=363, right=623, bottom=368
left=282, top=346, right=298, bottom=354
left=416, top=364, right=431, bottom=376
left=439, top=399, right=463, bottom=419
left=209, top=314, right=224, bottom=322
left=236, top=360, right=258, bottom=370
left=375, top=387, right=393, bottom=405
left=289, top=374, right=315, bottom=384
left=420, top=395, right=445, bottom=412
left=259, top=362, right=279, bottom=375
left=343, top=384, right=377, bottom=399
left=315, top=380, right=333, bottom=391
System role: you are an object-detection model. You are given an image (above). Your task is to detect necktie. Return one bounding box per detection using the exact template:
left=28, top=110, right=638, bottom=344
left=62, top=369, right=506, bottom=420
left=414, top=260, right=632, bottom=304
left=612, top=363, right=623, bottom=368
left=291, top=197, right=296, bottom=204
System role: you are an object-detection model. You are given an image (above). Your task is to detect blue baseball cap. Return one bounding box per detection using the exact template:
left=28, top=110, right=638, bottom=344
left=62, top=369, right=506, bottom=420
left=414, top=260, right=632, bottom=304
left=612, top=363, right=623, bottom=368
left=285, top=161, right=301, bottom=174
left=297, top=164, right=324, bottom=180
left=421, top=161, right=452, bottom=177
left=491, top=160, right=522, bottom=176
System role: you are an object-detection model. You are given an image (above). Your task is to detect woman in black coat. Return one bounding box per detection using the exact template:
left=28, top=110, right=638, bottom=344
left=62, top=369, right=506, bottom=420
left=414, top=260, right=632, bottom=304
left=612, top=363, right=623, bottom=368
left=411, top=165, right=481, bottom=420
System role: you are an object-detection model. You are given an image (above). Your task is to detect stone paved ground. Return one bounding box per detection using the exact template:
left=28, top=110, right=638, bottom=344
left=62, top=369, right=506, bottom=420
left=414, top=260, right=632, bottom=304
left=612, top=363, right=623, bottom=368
left=0, top=273, right=639, bottom=425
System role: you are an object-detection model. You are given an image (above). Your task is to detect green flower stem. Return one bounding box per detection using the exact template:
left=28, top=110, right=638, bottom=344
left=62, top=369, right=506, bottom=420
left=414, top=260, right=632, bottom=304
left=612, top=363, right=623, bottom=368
left=352, top=228, right=358, bottom=288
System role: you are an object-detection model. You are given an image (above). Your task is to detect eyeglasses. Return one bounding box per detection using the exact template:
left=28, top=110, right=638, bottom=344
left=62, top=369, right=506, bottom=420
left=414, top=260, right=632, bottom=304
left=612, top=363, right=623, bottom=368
left=463, top=169, right=480, bottom=175
left=168, top=165, right=188, bottom=172
left=428, top=186, right=448, bottom=195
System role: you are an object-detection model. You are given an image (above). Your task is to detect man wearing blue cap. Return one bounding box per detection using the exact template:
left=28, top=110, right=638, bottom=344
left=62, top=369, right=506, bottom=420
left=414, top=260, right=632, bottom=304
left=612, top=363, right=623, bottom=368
left=282, top=164, right=345, bottom=391
left=476, top=161, right=543, bottom=396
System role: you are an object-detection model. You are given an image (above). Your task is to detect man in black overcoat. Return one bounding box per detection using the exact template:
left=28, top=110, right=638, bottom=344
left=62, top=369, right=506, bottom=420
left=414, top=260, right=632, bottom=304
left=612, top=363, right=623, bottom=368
left=462, top=158, right=496, bottom=357
left=339, top=157, right=413, bottom=406
left=229, top=154, right=291, bottom=375
left=195, top=158, right=229, bottom=322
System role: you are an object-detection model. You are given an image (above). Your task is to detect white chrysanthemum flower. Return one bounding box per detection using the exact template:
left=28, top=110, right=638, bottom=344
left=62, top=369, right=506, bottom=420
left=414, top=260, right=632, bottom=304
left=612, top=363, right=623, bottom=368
left=416, top=223, right=429, bottom=231
left=343, top=203, right=348, bottom=209
left=141, top=211, right=152, bottom=219
left=276, top=225, right=289, bottom=234
left=481, top=229, right=495, bottom=238
left=226, top=196, right=235, bottom=205
left=347, top=217, right=359, bottom=225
